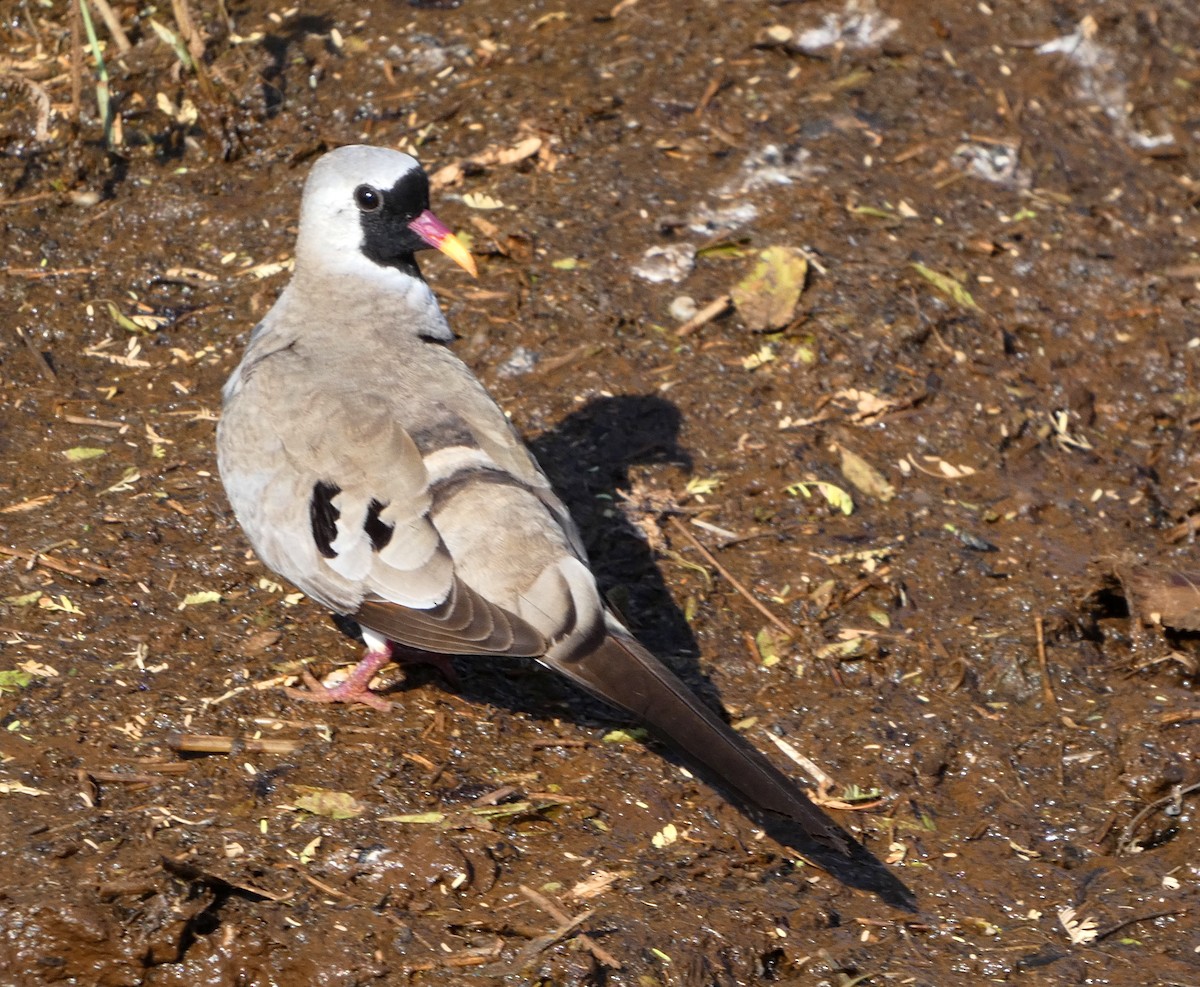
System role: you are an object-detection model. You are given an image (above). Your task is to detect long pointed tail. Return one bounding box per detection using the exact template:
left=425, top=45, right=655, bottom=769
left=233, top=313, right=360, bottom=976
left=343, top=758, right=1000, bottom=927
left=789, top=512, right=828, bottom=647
left=545, top=630, right=851, bottom=855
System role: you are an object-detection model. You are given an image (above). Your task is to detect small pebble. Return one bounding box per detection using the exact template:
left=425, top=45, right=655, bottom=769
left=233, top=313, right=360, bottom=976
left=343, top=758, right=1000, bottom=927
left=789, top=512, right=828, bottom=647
left=632, top=244, right=696, bottom=284
left=669, top=296, right=698, bottom=322
left=497, top=346, right=538, bottom=377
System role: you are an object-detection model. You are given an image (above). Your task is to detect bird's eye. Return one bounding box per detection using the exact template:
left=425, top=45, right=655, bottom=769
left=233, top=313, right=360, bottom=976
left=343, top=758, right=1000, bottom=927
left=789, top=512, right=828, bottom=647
left=354, top=185, right=382, bottom=211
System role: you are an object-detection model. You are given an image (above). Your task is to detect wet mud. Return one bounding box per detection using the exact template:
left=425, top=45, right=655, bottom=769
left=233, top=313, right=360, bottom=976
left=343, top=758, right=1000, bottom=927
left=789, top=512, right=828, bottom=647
left=1, top=0, right=1198, bottom=983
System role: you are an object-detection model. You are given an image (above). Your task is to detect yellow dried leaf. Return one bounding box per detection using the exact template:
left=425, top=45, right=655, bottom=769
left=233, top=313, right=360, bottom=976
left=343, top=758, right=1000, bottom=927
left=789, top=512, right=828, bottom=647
left=291, top=786, right=366, bottom=820
left=786, top=481, right=854, bottom=515
left=911, top=262, right=980, bottom=312
left=0, top=670, right=34, bottom=693
left=178, top=590, right=221, bottom=609
left=755, top=627, right=783, bottom=667
left=4, top=591, right=42, bottom=607
left=63, top=447, right=107, bottom=462
left=651, top=823, right=678, bottom=848
left=731, top=246, right=808, bottom=330
left=742, top=343, right=777, bottom=370
left=836, top=444, right=896, bottom=501
left=602, top=728, right=648, bottom=743
left=684, top=476, right=721, bottom=497
left=104, top=301, right=152, bottom=334
left=39, top=595, right=83, bottom=615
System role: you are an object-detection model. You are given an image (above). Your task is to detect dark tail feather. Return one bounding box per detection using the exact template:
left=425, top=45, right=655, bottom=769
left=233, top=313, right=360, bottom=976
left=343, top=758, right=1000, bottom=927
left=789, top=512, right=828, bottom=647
left=546, top=631, right=851, bottom=856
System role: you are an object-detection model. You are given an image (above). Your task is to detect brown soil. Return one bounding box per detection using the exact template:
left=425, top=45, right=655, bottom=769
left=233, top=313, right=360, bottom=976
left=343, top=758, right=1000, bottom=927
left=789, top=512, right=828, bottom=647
left=2, top=1, right=1198, bottom=984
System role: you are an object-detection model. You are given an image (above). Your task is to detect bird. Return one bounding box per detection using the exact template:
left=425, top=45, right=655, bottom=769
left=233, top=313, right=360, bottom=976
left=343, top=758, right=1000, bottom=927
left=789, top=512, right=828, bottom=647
left=217, top=144, right=850, bottom=856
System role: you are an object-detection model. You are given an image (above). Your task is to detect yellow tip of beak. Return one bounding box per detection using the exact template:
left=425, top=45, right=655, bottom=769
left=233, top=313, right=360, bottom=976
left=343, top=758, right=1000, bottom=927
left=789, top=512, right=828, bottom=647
left=408, top=209, right=478, bottom=278
left=435, top=231, right=478, bottom=278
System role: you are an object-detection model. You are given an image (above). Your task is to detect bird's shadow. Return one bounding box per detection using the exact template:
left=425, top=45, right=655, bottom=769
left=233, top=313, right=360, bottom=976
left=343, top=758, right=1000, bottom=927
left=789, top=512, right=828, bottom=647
left=385, top=393, right=916, bottom=911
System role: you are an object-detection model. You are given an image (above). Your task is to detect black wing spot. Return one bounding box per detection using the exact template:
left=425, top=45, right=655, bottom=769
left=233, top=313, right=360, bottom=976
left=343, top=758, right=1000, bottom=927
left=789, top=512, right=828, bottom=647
left=364, top=498, right=394, bottom=552
left=408, top=416, right=476, bottom=454
left=310, top=481, right=341, bottom=559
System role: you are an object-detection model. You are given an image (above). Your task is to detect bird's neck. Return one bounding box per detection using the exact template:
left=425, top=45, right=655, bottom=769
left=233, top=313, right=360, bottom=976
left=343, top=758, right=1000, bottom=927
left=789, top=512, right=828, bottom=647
left=283, top=256, right=454, bottom=344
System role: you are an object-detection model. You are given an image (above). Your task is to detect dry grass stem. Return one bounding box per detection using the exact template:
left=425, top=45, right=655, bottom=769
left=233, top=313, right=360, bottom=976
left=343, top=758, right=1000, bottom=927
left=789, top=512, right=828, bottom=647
left=519, top=885, right=622, bottom=969
left=1034, top=615, right=1057, bottom=708
left=88, top=0, right=132, bottom=53
left=668, top=515, right=797, bottom=639
left=167, top=733, right=301, bottom=754
left=676, top=294, right=732, bottom=337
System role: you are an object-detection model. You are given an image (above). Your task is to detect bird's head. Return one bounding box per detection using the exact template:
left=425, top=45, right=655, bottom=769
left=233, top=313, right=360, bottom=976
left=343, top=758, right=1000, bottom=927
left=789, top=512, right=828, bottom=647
left=296, top=145, right=476, bottom=281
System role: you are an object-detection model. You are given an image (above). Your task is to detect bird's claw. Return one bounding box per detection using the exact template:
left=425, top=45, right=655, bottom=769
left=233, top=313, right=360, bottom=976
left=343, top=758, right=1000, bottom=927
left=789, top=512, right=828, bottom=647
left=284, top=665, right=393, bottom=711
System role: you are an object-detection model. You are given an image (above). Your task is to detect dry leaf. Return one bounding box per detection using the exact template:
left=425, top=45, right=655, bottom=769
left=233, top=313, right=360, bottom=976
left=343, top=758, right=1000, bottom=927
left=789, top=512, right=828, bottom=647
left=755, top=626, right=784, bottom=667
left=911, top=262, right=980, bottom=312
left=731, top=246, right=809, bottom=330
left=0, top=782, right=48, bottom=796
left=1057, top=906, right=1099, bottom=945
left=291, top=786, right=366, bottom=820
left=178, top=590, right=221, bottom=609
left=832, top=388, right=898, bottom=423
left=786, top=480, right=854, bottom=515
left=569, top=870, right=627, bottom=900
left=835, top=443, right=895, bottom=501
left=1114, top=562, right=1200, bottom=631
left=486, top=136, right=542, bottom=166
left=651, top=823, right=678, bottom=848
left=462, top=192, right=506, bottom=210
left=63, top=447, right=106, bottom=462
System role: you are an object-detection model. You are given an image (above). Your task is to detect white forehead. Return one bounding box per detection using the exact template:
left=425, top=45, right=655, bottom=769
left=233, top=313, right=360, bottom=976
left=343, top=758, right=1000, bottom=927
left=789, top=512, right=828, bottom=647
left=306, top=144, right=422, bottom=196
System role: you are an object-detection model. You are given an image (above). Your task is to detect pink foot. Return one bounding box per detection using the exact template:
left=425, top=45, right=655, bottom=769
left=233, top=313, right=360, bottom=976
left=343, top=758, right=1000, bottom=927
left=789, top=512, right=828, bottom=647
left=285, top=645, right=395, bottom=711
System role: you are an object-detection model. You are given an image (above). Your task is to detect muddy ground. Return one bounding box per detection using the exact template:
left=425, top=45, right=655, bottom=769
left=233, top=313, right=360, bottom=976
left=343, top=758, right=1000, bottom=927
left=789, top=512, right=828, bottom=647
left=2, top=0, right=1199, bottom=983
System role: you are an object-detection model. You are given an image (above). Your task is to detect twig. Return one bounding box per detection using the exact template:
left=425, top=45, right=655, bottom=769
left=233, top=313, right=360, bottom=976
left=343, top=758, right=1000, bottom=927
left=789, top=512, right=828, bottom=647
left=289, top=866, right=352, bottom=900
left=1034, top=615, right=1057, bottom=708
left=88, top=0, right=132, bottom=53
left=167, top=733, right=302, bottom=755
left=763, top=731, right=835, bottom=790
left=0, top=193, right=58, bottom=209
left=1158, top=708, right=1200, bottom=726
left=87, top=770, right=166, bottom=785
left=161, top=854, right=289, bottom=901
left=14, top=326, right=57, bottom=382
left=693, top=69, right=725, bottom=118
left=3, top=266, right=98, bottom=277
left=62, top=414, right=125, bottom=429
left=518, top=885, right=621, bottom=969
left=668, top=515, right=797, bottom=639
left=0, top=544, right=113, bottom=582
left=1163, top=515, right=1198, bottom=543
left=404, top=942, right=504, bottom=971
left=170, top=0, right=215, bottom=100
left=1118, top=781, right=1200, bottom=854
left=676, top=294, right=732, bottom=337
left=1094, top=907, right=1189, bottom=942
left=69, top=0, right=82, bottom=127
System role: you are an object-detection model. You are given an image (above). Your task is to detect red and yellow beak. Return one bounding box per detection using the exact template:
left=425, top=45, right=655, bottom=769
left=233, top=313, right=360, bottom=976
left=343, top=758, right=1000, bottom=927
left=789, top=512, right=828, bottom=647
left=407, top=210, right=477, bottom=277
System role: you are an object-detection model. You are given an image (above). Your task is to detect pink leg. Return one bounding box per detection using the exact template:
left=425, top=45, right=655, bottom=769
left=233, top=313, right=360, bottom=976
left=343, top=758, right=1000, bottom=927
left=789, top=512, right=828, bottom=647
left=285, top=642, right=395, bottom=712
